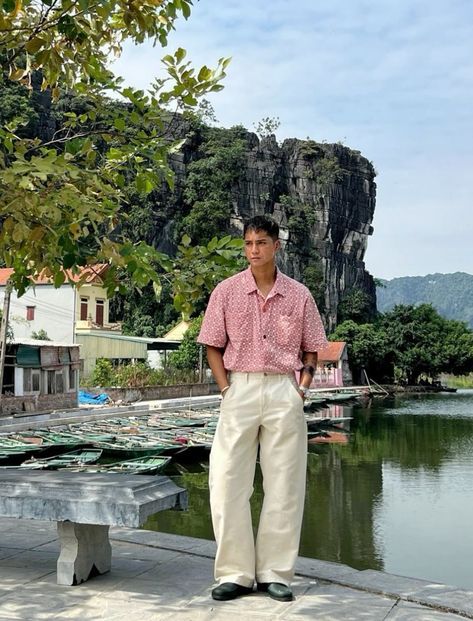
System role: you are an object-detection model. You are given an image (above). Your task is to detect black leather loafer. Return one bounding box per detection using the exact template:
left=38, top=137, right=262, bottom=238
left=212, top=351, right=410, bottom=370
left=257, top=582, right=293, bottom=602
left=211, top=582, right=253, bottom=601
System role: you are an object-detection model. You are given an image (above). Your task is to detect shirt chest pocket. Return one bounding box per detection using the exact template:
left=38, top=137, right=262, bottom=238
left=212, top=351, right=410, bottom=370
left=276, top=313, right=301, bottom=346
left=226, top=311, right=251, bottom=343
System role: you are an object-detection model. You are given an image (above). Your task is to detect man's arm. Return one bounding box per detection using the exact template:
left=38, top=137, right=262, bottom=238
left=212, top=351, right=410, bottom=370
left=206, top=345, right=230, bottom=393
left=298, top=351, right=318, bottom=396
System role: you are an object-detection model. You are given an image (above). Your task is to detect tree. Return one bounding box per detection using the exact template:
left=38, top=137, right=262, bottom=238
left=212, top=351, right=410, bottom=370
left=0, top=308, right=13, bottom=341
left=253, top=116, right=280, bottom=139
left=380, top=304, right=473, bottom=384
left=333, top=303, right=473, bottom=385
left=0, top=0, right=233, bottom=313
left=379, top=305, right=444, bottom=384
left=31, top=328, right=50, bottom=340
left=180, top=125, right=247, bottom=244
left=338, top=288, right=375, bottom=324
left=168, top=315, right=203, bottom=370
left=330, top=320, right=393, bottom=383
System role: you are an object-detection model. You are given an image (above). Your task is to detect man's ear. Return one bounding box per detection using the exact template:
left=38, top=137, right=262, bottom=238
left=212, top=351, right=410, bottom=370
left=274, top=239, right=281, bottom=252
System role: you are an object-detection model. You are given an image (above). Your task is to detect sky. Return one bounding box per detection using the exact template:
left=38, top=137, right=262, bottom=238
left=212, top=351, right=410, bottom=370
left=113, top=0, right=473, bottom=280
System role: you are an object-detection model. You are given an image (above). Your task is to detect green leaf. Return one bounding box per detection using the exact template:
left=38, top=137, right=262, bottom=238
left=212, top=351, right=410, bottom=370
left=181, top=1, right=191, bottom=18
left=2, top=0, right=16, bottom=12
left=53, top=271, right=66, bottom=288
left=175, top=47, right=186, bottom=63
left=181, top=233, right=191, bottom=247
left=114, top=117, right=126, bottom=132
left=198, top=66, right=212, bottom=82
left=25, top=37, right=46, bottom=54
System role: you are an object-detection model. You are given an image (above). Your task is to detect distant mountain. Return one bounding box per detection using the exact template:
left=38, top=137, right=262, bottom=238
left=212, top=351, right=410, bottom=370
left=376, top=272, right=473, bottom=329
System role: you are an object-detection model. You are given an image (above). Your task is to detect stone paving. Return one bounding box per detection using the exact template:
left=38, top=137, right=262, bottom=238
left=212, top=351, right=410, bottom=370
left=0, top=517, right=471, bottom=620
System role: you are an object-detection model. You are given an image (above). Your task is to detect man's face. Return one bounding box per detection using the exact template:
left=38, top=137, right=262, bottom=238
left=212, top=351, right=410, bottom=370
left=244, top=229, right=280, bottom=269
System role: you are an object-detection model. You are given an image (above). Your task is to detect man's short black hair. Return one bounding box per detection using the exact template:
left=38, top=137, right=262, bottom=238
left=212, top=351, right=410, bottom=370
left=243, top=215, right=279, bottom=241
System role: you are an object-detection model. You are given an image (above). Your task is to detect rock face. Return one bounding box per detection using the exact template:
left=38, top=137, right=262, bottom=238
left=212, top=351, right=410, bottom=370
left=165, top=128, right=377, bottom=331
left=233, top=135, right=376, bottom=330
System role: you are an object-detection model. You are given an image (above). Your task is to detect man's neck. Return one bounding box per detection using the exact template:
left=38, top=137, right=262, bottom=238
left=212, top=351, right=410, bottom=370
left=250, top=263, right=277, bottom=291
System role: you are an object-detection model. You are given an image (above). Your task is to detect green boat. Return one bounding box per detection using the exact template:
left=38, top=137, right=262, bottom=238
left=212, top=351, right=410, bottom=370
left=16, top=448, right=103, bottom=470
left=0, top=445, right=44, bottom=465
left=66, top=455, right=172, bottom=475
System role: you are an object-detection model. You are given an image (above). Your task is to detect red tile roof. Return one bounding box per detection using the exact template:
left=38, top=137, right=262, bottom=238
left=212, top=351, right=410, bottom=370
left=318, top=341, right=346, bottom=362
left=0, top=264, right=109, bottom=287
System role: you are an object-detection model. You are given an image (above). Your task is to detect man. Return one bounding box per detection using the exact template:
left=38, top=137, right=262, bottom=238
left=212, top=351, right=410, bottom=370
left=198, top=215, right=327, bottom=602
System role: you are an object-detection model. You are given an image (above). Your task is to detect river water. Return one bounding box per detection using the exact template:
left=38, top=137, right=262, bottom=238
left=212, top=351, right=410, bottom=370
left=145, top=389, right=473, bottom=590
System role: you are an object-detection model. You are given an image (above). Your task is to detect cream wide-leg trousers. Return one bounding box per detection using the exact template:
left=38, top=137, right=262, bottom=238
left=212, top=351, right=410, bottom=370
left=209, top=372, right=308, bottom=588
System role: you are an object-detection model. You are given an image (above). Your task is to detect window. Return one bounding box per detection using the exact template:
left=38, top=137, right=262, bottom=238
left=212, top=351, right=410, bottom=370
left=26, top=306, right=35, bottom=321
left=23, top=369, right=41, bottom=393
left=47, top=370, right=56, bottom=394
left=80, top=297, right=88, bottom=321
left=56, top=372, right=64, bottom=393
left=47, top=370, right=64, bottom=394
left=69, top=367, right=76, bottom=391
left=96, top=299, right=104, bottom=326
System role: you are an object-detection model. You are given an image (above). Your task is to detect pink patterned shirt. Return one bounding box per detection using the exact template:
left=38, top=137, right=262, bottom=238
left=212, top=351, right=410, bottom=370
left=198, top=267, right=328, bottom=373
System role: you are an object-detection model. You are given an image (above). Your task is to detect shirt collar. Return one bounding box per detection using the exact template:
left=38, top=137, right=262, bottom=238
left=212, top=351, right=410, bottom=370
left=243, top=267, right=287, bottom=297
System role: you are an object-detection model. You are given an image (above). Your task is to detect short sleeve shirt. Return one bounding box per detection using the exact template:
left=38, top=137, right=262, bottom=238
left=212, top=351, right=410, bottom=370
left=197, top=268, right=328, bottom=373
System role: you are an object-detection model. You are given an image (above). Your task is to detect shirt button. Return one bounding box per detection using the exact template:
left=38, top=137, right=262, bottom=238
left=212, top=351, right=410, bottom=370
left=263, top=335, right=266, bottom=339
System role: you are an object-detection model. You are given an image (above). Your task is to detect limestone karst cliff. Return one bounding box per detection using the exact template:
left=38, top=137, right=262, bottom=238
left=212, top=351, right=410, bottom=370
left=154, top=125, right=377, bottom=331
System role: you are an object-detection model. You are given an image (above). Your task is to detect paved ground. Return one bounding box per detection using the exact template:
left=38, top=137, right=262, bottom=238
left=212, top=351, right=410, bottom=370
left=0, top=518, right=472, bottom=620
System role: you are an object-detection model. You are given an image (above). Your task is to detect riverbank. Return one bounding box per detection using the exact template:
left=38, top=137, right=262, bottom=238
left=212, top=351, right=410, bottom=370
left=0, top=517, right=471, bottom=620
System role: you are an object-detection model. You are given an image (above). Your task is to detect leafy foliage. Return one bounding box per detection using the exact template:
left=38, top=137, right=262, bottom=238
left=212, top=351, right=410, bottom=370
left=168, top=315, right=203, bottom=370
left=0, top=308, right=13, bottom=340
left=85, top=359, right=198, bottom=388
left=31, top=328, right=50, bottom=340
left=330, top=320, right=393, bottom=383
left=179, top=126, right=247, bottom=243
left=90, top=358, right=114, bottom=387
left=253, top=116, right=280, bottom=138
left=338, top=288, right=374, bottom=324
left=279, top=194, right=325, bottom=309
left=332, top=304, right=473, bottom=384
left=0, top=0, right=232, bottom=313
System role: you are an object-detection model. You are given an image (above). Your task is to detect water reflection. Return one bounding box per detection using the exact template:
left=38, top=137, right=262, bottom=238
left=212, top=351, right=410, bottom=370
left=145, top=390, right=473, bottom=589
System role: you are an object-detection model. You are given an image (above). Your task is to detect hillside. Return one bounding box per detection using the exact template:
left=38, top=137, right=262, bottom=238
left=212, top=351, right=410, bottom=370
left=377, top=272, right=473, bottom=328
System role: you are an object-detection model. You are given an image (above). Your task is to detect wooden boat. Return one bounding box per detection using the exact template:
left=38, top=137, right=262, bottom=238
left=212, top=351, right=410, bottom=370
left=16, top=448, right=103, bottom=470
left=0, top=445, right=45, bottom=465
left=67, top=455, right=171, bottom=475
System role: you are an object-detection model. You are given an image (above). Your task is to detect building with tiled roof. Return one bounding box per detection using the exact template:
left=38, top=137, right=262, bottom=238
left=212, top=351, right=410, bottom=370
left=312, top=341, right=352, bottom=387
left=0, top=264, right=119, bottom=345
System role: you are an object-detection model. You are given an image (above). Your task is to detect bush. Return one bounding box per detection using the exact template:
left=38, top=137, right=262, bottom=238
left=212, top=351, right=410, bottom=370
left=90, top=358, right=115, bottom=387
left=86, top=359, right=199, bottom=388
left=168, top=316, right=203, bottom=370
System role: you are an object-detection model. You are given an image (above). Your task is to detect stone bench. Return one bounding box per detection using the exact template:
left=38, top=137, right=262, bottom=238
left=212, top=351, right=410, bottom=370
left=0, top=470, right=187, bottom=586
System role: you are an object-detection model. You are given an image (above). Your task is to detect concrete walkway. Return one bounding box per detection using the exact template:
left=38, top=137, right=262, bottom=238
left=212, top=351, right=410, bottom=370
left=0, top=517, right=471, bottom=620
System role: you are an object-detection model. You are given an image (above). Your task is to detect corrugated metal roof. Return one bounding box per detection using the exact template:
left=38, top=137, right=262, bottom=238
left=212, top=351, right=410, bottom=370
left=75, top=331, right=180, bottom=346
left=11, top=339, right=78, bottom=348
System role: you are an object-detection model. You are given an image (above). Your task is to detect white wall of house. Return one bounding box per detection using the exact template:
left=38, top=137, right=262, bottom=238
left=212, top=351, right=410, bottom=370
left=75, top=283, right=111, bottom=328
left=0, top=286, right=76, bottom=342
left=0, top=281, right=115, bottom=344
